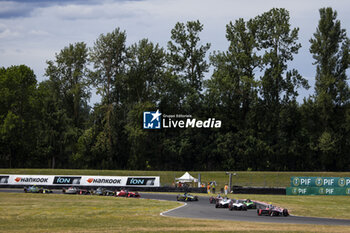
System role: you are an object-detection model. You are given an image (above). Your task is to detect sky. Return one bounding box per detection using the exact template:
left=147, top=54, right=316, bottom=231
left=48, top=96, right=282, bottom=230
left=1, top=0, right=350, bottom=103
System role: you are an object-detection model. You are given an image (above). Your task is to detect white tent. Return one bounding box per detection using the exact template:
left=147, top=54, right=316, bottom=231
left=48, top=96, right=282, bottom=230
left=175, top=172, right=198, bottom=183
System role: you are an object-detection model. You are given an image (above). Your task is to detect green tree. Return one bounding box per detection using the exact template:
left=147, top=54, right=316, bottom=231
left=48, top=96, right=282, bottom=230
left=46, top=42, right=90, bottom=129
left=0, top=65, right=37, bottom=167
left=167, top=20, right=210, bottom=112
left=89, top=28, right=127, bottom=162
left=254, top=8, right=308, bottom=170
left=309, top=7, right=350, bottom=170
left=206, top=18, right=260, bottom=170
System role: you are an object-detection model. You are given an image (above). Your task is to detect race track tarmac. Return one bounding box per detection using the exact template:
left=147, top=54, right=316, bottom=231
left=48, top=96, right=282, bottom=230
left=2, top=189, right=350, bottom=226
left=141, top=193, right=350, bottom=226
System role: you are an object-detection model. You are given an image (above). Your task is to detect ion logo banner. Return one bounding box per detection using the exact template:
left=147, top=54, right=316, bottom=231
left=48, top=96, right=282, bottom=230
left=143, top=110, right=161, bottom=129
left=53, top=176, right=81, bottom=185
left=126, top=177, right=156, bottom=186
left=0, top=176, right=9, bottom=184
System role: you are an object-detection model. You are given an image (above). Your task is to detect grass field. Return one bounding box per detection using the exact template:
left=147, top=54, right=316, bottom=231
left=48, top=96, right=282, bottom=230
left=2, top=168, right=350, bottom=189
left=1, top=192, right=350, bottom=233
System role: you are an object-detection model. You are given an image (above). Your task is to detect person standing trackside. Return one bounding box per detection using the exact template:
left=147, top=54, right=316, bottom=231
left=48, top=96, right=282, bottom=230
left=207, top=183, right=210, bottom=194
left=212, top=183, right=216, bottom=194
left=224, top=184, right=228, bottom=195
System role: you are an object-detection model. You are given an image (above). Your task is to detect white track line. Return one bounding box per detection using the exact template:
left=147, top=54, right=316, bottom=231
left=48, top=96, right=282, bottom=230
left=160, top=201, right=187, bottom=216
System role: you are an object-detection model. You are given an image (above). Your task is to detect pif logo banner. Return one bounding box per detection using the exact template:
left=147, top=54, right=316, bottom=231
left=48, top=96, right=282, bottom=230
left=143, top=110, right=161, bottom=129
left=291, top=177, right=350, bottom=187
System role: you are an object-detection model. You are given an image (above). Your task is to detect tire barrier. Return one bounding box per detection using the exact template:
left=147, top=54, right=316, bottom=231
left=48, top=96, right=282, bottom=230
left=231, top=186, right=286, bottom=195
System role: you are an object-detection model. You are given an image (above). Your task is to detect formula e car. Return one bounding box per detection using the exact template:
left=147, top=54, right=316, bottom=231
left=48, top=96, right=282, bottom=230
left=257, top=205, right=289, bottom=217
left=103, top=189, right=116, bottom=196
left=176, top=193, right=198, bottom=202
left=24, top=185, right=52, bottom=193
left=209, top=194, right=223, bottom=204
left=228, top=199, right=247, bottom=211
left=62, top=187, right=79, bottom=194
left=215, top=197, right=231, bottom=208
left=92, top=187, right=105, bottom=195
left=242, top=199, right=256, bottom=209
left=116, top=189, right=140, bottom=198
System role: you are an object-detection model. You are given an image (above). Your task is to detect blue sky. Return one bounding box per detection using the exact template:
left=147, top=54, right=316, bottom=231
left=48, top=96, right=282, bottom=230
left=1, top=0, right=350, bottom=103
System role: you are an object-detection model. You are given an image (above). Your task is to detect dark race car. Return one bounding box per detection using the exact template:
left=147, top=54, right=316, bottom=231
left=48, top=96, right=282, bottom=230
left=228, top=199, right=247, bottom=211
left=257, top=204, right=289, bottom=217
left=116, top=189, right=140, bottom=198
left=103, top=189, right=116, bottom=196
left=92, top=187, right=105, bottom=195
left=242, top=199, right=256, bottom=209
left=209, top=194, right=223, bottom=204
left=24, top=185, right=52, bottom=194
left=176, top=193, right=198, bottom=202
left=215, top=197, right=231, bottom=208
left=62, top=187, right=79, bottom=194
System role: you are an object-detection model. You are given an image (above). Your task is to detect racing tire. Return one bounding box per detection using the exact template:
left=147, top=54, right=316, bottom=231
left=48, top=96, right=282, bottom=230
left=24, top=188, right=27, bottom=193
left=283, top=209, right=289, bottom=217
left=257, top=209, right=262, bottom=216
left=194, top=196, right=198, bottom=201
left=215, top=203, right=219, bottom=208
left=176, top=196, right=180, bottom=201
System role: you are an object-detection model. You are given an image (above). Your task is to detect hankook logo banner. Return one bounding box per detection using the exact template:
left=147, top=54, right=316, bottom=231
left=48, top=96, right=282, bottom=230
left=0, top=174, right=160, bottom=187
left=7, top=175, right=53, bottom=185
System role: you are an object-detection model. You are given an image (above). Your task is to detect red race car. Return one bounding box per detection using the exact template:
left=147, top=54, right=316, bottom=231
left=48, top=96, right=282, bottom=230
left=209, top=194, right=223, bottom=204
left=116, top=189, right=140, bottom=198
left=257, top=204, right=289, bottom=217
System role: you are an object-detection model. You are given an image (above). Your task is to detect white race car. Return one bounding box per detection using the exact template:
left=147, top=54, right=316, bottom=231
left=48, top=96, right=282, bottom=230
left=215, top=197, right=231, bottom=208
left=228, top=199, right=247, bottom=211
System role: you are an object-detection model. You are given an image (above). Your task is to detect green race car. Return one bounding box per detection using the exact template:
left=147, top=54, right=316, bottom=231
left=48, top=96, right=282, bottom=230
left=242, top=199, right=256, bottom=209
left=176, top=193, right=198, bottom=202
left=24, top=185, right=53, bottom=194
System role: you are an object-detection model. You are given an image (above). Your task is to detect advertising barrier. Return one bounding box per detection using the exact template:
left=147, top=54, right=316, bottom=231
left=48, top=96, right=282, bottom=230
left=291, top=177, right=350, bottom=187
left=286, top=186, right=350, bottom=195
left=0, top=174, right=160, bottom=187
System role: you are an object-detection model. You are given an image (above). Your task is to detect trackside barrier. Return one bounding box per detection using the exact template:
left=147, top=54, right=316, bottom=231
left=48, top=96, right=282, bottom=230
left=0, top=174, right=160, bottom=187
left=286, top=187, right=350, bottom=195
left=291, top=177, right=350, bottom=187
left=232, top=186, right=286, bottom=195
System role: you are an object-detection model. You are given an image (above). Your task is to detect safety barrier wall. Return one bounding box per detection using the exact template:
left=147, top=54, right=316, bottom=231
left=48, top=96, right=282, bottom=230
left=286, top=186, right=350, bottom=195
left=0, top=174, right=160, bottom=187
left=291, top=177, right=350, bottom=187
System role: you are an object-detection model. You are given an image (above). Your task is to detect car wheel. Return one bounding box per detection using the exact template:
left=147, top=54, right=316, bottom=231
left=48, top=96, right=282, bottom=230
left=215, top=204, right=219, bottom=208
left=257, top=209, right=262, bottom=216
left=283, top=209, right=289, bottom=216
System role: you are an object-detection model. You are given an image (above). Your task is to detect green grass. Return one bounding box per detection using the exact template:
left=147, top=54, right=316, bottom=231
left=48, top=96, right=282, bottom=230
left=1, top=192, right=350, bottom=233
left=2, top=168, right=350, bottom=190
left=219, top=193, right=350, bottom=219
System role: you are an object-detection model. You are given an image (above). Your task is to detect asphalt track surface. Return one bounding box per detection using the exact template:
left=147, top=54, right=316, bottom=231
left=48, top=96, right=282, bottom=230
left=2, top=189, right=350, bottom=226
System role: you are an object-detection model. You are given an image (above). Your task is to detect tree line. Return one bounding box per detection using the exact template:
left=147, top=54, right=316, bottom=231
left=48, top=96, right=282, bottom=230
left=1, top=7, right=350, bottom=171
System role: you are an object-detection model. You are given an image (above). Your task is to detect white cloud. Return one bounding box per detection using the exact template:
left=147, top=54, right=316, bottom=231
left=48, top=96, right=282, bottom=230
left=0, top=0, right=350, bottom=104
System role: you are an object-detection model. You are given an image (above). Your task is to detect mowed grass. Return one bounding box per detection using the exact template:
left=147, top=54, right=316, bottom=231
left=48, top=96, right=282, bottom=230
left=1, top=193, right=350, bottom=233
left=215, top=193, right=350, bottom=219
left=2, top=168, right=350, bottom=188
